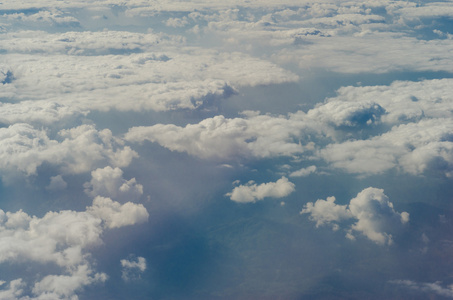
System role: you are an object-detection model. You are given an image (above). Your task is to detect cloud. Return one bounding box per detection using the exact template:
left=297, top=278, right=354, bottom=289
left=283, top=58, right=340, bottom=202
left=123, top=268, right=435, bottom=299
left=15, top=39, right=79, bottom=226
left=300, top=196, right=351, bottom=230
left=301, top=187, right=409, bottom=245
left=2, top=8, right=81, bottom=27
left=331, top=79, right=453, bottom=125
left=0, top=123, right=137, bottom=181
left=124, top=77, right=453, bottom=178
left=226, top=176, right=295, bottom=203
left=87, top=196, right=149, bottom=229
left=289, top=165, right=317, bottom=177
left=46, top=175, right=68, bottom=191
left=1, top=1, right=452, bottom=298
left=84, top=166, right=143, bottom=200
left=121, top=256, right=147, bottom=281
left=31, top=265, right=108, bottom=300
left=390, top=280, right=453, bottom=298
left=0, top=101, right=87, bottom=126
left=320, top=118, right=453, bottom=176
left=276, top=32, right=453, bottom=73
left=0, top=279, right=24, bottom=300
left=0, top=197, right=148, bottom=299
left=306, top=101, right=385, bottom=129
left=1, top=30, right=298, bottom=112
left=125, top=114, right=309, bottom=160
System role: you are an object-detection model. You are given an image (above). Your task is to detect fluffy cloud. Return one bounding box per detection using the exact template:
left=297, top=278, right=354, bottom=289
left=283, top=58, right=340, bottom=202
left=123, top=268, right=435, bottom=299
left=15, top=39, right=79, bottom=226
left=125, top=113, right=311, bottom=160
left=121, top=256, right=147, bottom=281
left=0, top=123, right=137, bottom=181
left=300, top=196, right=351, bottom=230
left=330, top=79, right=453, bottom=125
left=0, top=101, right=87, bottom=126
left=320, top=118, right=453, bottom=176
left=125, top=77, right=453, bottom=178
left=31, top=265, right=108, bottom=300
left=226, top=177, right=295, bottom=203
left=301, top=187, right=409, bottom=245
left=84, top=166, right=143, bottom=200
left=88, top=196, right=149, bottom=229
left=306, top=101, right=385, bottom=129
left=0, top=279, right=24, bottom=300
left=289, top=165, right=317, bottom=177
left=1, top=30, right=297, bottom=113
left=1, top=8, right=80, bottom=27
left=0, top=197, right=148, bottom=299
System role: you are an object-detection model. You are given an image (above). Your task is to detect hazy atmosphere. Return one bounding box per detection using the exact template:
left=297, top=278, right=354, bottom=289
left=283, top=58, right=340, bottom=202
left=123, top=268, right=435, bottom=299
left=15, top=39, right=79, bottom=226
left=1, top=0, right=453, bottom=299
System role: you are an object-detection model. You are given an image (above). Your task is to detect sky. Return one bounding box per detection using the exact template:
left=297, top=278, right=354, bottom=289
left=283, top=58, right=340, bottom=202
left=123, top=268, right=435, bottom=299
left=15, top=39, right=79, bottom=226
left=1, top=0, right=453, bottom=299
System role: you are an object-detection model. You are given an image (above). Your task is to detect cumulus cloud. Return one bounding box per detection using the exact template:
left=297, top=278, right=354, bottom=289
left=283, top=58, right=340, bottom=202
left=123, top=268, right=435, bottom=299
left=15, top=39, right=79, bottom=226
left=300, top=196, right=351, bottom=230
left=87, top=196, right=149, bottom=229
left=290, top=165, right=317, bottom=177
left=31, top=265, right=108, bottom=300
left=0, top=101, right=87, bottom=126
left=125, top=114, right=311, bottom=160
left=330, top=79, right=453, bottom=125
left=226, top=177, right=295, bottom=203
left=301, top=187, right=409, bottom=245
left=0, top=123, right=137, bottom=181
left=0, top=279, right=24, bottom=300
left=306, top=101, right=385, bottom=129
left=1, top=0, right=453, bottom=298
left=320, top=118, right=453, bottom=176
left=124, top=77, right=453, bottom=178
left=84, top=166, right=143, bottom=200
left=121, top=256, right=147, bottom=281
left=0, top=197, right=148, bottom=299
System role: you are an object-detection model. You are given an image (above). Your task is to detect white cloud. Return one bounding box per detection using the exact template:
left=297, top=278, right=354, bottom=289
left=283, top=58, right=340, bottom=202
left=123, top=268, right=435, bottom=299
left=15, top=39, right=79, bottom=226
left=87, top=196, right=149, bottom=229
left=124, top=77, right=453, bottom=178
left=120, top=256, right=147, bottom=281
left=331, top=79, right=453, bottom=125
left=301, top=187, right=409, bottom=245
left=31, top=265, right=108, bottom=300
left=0, top=101, right=87, bottom=126
left=0, top=197, right=148, bottom=299
left=125, top=114, right=309, bottom=160
left=1, top=30, right=297, bottom=113
left=306, top=101, right=385, bottom=129
left=300, top=196, right=351, bottom=229
left=226, top=177, right=295, bottom=203
left=0, top=279, right=24, bottom=300
left=0, top=123, right=137, bottom=181
left=320, top=118, right=453, bottom=176
left=84, top=166, right=143, bottom=200
left=2, top=8, right=80, bottom=27
left=289, top=165, right=317, bottom=177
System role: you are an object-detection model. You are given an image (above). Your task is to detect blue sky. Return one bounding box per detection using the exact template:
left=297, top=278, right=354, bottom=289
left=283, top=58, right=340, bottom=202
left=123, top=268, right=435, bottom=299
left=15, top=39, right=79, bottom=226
left=1, top=0, right=453, bottom=299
